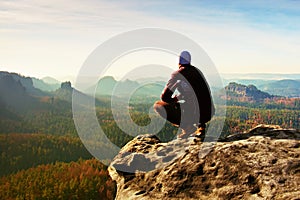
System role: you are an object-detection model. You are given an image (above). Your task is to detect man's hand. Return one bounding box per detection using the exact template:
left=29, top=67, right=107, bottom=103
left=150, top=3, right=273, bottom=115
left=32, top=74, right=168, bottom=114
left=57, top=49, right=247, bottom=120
left=173, top=96, right=178, bottom=103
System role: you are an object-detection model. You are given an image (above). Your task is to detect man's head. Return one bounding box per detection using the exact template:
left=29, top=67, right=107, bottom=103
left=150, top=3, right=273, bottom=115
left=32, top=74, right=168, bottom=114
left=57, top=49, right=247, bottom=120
left=179, top=51, right=191, bottom=65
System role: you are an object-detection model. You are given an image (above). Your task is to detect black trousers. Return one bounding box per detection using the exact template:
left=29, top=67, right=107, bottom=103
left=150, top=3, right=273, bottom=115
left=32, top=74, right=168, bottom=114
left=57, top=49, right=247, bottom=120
left=153, top=100, right=201, bottom=129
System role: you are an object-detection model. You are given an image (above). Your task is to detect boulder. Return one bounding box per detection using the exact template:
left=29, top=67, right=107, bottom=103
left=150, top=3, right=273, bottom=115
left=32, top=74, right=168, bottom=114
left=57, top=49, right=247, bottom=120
left=109, top=125, right=300, bottom=200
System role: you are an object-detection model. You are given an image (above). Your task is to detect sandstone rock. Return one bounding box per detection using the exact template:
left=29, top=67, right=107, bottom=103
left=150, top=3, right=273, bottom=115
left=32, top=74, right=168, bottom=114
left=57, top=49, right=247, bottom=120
left=108, top=125, right=300, bottom=200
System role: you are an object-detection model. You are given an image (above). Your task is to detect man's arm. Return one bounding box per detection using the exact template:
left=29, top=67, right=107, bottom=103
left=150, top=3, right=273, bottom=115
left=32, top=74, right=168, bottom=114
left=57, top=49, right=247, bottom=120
left=161, top=71, right=179, bottom=103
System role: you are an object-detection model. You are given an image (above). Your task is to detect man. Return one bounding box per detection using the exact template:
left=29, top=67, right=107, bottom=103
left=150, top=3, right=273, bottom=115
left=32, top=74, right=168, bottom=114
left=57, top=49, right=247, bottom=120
left=154, top=51, right=215, bottom=139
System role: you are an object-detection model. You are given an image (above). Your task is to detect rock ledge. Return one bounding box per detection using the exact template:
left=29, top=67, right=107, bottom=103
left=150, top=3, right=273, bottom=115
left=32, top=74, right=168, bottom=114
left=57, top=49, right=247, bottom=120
left=108, top=125, right=300, bottom=200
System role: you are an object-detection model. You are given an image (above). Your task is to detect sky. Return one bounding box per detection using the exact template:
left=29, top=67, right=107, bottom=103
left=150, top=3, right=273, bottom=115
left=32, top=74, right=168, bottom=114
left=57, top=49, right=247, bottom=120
left=1, top=0, right=300, bottom=81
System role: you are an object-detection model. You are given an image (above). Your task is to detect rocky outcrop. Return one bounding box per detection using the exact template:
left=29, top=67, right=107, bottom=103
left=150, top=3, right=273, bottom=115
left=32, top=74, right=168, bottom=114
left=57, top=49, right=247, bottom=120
left=0, top=74, right=37, bottom=111
left=61, top=81, right=72, bottom=90
left=108, top=125, right=300, bottom=200
left=225, top=82, right=273, bottom=101
left=0, top=71, right=46, bottom=96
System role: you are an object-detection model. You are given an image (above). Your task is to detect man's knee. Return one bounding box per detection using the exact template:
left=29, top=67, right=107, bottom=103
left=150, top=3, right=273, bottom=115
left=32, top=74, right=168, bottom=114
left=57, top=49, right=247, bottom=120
left=153, top=101, right=166, bottom=115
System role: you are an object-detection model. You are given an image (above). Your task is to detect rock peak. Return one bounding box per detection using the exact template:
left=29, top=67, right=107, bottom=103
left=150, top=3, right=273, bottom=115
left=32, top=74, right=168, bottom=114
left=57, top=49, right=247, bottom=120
left=109, top=125, right=300, bottom=200
left=61, top=81, right=72, bottom=90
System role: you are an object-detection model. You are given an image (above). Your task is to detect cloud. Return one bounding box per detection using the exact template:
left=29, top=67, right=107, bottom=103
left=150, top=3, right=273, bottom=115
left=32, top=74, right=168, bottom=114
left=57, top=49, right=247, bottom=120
left=0, top=0, right=300, bottom=78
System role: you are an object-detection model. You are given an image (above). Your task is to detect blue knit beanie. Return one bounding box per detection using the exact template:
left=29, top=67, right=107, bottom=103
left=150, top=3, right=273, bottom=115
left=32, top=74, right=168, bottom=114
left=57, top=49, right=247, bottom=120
left=179, top=51, right=191, bottom=65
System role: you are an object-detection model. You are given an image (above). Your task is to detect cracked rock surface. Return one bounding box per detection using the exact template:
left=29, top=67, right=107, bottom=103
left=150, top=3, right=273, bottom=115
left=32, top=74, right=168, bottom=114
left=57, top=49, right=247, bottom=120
left=108, top=125, right=300, bottom=200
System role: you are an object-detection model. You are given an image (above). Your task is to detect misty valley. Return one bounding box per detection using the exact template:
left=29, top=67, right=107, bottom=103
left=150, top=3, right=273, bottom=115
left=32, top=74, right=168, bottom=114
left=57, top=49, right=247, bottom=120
left=0, top=71, right=299, bottom=199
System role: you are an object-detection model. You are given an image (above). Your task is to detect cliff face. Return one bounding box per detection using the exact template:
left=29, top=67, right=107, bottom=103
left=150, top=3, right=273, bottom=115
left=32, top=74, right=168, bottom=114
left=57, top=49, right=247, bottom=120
left=0, top=71, right=46, bottom=96
left=0, top=75, right=38, bottom=111
left=108, top=125, right=300, bottom=200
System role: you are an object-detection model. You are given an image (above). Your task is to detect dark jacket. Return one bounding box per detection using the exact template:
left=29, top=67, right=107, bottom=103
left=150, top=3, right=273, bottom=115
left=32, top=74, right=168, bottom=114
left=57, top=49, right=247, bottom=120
left=161, top=64, right=215, bottom=123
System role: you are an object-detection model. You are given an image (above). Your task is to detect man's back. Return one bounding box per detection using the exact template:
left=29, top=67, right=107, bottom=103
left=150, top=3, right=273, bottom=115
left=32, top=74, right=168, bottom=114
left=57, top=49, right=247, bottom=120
left=154, top=50, right=215, bottom=138
left=178, top=65, right=214, bottom=124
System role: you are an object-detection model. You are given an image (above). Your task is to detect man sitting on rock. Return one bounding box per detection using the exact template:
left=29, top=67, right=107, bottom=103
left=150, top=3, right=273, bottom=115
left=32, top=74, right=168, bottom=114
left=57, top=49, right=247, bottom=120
left=154, top=51, right=215, bottom=139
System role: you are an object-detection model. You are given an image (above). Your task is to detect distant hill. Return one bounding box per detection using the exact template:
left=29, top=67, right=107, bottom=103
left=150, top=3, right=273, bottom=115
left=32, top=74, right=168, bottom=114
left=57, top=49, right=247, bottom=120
left=0, top=74, right=74, bottom=134
left=0, top=72, right=107, bottom=134
left=0, top=74, right=40, bottom=112
left=0, top=71, right=103, bottom=105
left=223, top=82, right=274, bottom=102
left=133, top=82, right=164, bottom=97
left=259, top=79, right=300, bottom=97
left=55, top=81, right=106, bottom=107
left=32, top=77, right=60, bottom=92
left=95, top=77, right=140, bottom=96
left=42, top=76, right=60, bottom=84
left=221, top=73, right=300, bottom=97
left=92, top=74, right=300, bottom=98
left=0, top=71, right=47, bottom=96
left=222, top=79, right=273, bottom=89
left=217, top=82, right=300, bottom=110
left=86, top=76, right=164, bottom=97
left=94, top=76, right=117, bottom=96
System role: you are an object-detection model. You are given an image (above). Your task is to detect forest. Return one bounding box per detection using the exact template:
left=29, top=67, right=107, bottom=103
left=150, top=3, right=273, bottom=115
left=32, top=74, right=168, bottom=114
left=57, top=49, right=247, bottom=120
left=0, top=134, right=93, bottom=176
left=0, top=159, right=116, bottom=200
left=1, top=77, right=300, bottom=199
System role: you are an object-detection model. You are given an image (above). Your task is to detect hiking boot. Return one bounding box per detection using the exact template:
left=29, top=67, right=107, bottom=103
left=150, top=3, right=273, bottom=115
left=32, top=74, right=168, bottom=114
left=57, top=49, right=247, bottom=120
left=177, top=126, right=197, bottom=139
left=191, top=126, right=206, bottom=140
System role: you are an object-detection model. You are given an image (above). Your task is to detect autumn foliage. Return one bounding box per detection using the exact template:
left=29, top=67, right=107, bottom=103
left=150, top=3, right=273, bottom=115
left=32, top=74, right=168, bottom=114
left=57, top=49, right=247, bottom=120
left=0, top=159, right=116, bottom=200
